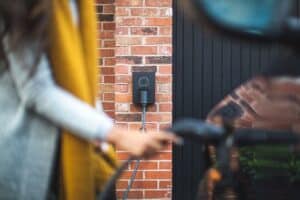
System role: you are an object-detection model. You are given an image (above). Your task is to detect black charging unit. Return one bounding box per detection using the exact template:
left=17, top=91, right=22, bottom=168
left=132, top=71, right=156, bottom=106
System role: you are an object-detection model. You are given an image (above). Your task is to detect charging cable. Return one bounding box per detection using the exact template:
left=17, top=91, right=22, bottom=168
left=122, top=90, right=148, bottom=200
left=98, top=89, right=150, bottom=200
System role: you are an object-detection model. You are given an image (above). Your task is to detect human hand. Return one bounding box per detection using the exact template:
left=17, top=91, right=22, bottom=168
left=105, top=127, right=182, bottom=158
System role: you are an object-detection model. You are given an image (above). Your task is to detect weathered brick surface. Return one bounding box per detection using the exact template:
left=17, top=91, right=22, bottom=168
left=97, top=0, right=173, bottom=198
left=97, top=0, right=115, bottom=116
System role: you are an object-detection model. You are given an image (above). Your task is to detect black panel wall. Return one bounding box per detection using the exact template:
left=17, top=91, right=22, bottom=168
left=172, top=1, right=300, bottom=199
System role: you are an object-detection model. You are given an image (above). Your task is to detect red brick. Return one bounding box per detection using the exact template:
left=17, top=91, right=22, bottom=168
left=159, top=27, right=172, bottom=35
left=119, top=171, right=144, bottom=179
left=115, top=94, right=132, bottom=102
left=130, top=161, right=158, bottom=170
left=116, top=180, right=129, bottom=189
left=159, top=161, right=172, bottom=169
left=131, top=46, right=157, bottom=55
left=99, top=31, right=114, bottom=39
left=156, top=94, right=172, bottom=102
left=150, top=152, right=172, bottom=160
left=117, top=180, right=158, bottom=189
left=145, top=37, right=172, bottom=45
left=102, top=84, right=114, bottom=93
left=158, top=65, right=172, bottom=74
left=115, top=84, right=129, bottom=93
left=115, top=0, right=143, bottom=6
left=106, top=111, right=115, bottom=118
left=145, top=113, right=171, bottom=122
left=117, top=18, right=143, bottom=26
left=103, top=75, right=115, bottom=83
left=131, top=8, right=159, bottom=17
left=100, top=49, right=114, bottom=57
left=145, top=190, right=170, bottom=198
left=116, top=7, right=130, bottom=16
left=157, top=75, right=172, bottom=83
left=115, top=46, right=130, bottom=56
left=146, top=56, right=171, bottom=64
left=159, top=103, right=172, bottom=112
left=100, top=14, right=113, bottom=22
left=131, top=27, right=158, bottom=35
left=159, top=181, right=172, bottom=189
left=145, top=171, right=171, bottom=179
left=115, top=75, right=131, bottom=83
left=116, top=113, right=141, bottom=122
left=103, top=93, right=114, bottom=101
left=145, top=0, right=172, bottom=7
left=159, top=123, right=172, bottom=130
left=145, top=18, right=172, bottom=26
left=103, top=5, right=115, bottom=13
left=103, top=57, right=116, bottom=65
left=116, top=56, right=143, bottom=65
left=116, top=191, right=143, bottom=199
left=115, top=27, right=129, bottom=35
left=115, top=66, right=129, bottom=74
left=103, top=40, right=115, bottom=48
left=103, top=22, right=116, bottom=30
left=116, top=37, right=142, bottom=45
left=101, top=67, right=114, bottom=75
left=102, top=102, right=114, bottom=110
left=132, top=181, right=158, bottom=189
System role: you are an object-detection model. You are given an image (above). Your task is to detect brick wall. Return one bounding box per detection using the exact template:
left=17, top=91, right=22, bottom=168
left=96, top=0, right=173, bottom=199
left=97, top=0, right=116, bottom=118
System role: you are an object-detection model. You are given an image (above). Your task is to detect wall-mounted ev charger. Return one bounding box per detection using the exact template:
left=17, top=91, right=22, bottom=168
left=132, top=71, right=156, bottom=106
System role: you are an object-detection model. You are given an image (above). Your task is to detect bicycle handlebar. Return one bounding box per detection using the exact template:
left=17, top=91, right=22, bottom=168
left=170, top=119, right=300, bottom=146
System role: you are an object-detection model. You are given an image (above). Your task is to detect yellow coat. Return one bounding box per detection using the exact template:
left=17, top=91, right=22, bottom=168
left=49, top=0, right=117, bottom=199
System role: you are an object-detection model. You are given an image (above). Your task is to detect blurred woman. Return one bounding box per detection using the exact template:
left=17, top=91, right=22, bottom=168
left=0, top=1, right=179, bottom=199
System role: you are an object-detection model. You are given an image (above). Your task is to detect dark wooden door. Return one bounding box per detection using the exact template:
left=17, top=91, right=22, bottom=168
left=172, top=1, right=300, bottom=199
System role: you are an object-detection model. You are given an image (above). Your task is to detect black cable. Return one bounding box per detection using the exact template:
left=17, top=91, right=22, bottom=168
left=122, top=160, right=140, bottom=200
left=122, top=104, right=147, bottom=200
left=99, top=90, right=149, bottom=200
left=98, top=157, right=134, bottom=200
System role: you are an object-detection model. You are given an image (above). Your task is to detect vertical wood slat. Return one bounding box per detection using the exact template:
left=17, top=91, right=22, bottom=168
left=173, top=1, right=300, bottom=199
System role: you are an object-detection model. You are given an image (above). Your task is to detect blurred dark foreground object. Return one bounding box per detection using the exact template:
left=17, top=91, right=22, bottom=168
left=180, top=0, right=300, bottom=46
left=170, top=119, right=300, bottom=200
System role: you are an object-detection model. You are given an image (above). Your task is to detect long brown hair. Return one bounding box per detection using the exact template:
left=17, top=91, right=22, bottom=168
left=0, top=0, right=51, bottom=69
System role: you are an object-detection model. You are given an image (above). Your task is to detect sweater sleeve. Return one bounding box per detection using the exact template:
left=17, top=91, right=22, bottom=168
left=5, top=43, right=113, bottom=141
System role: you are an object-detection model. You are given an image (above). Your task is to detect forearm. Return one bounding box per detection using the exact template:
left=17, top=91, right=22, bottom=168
left=6, top=42, right=113, bottom=141
left=30, top=84, right=114, bottom=141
